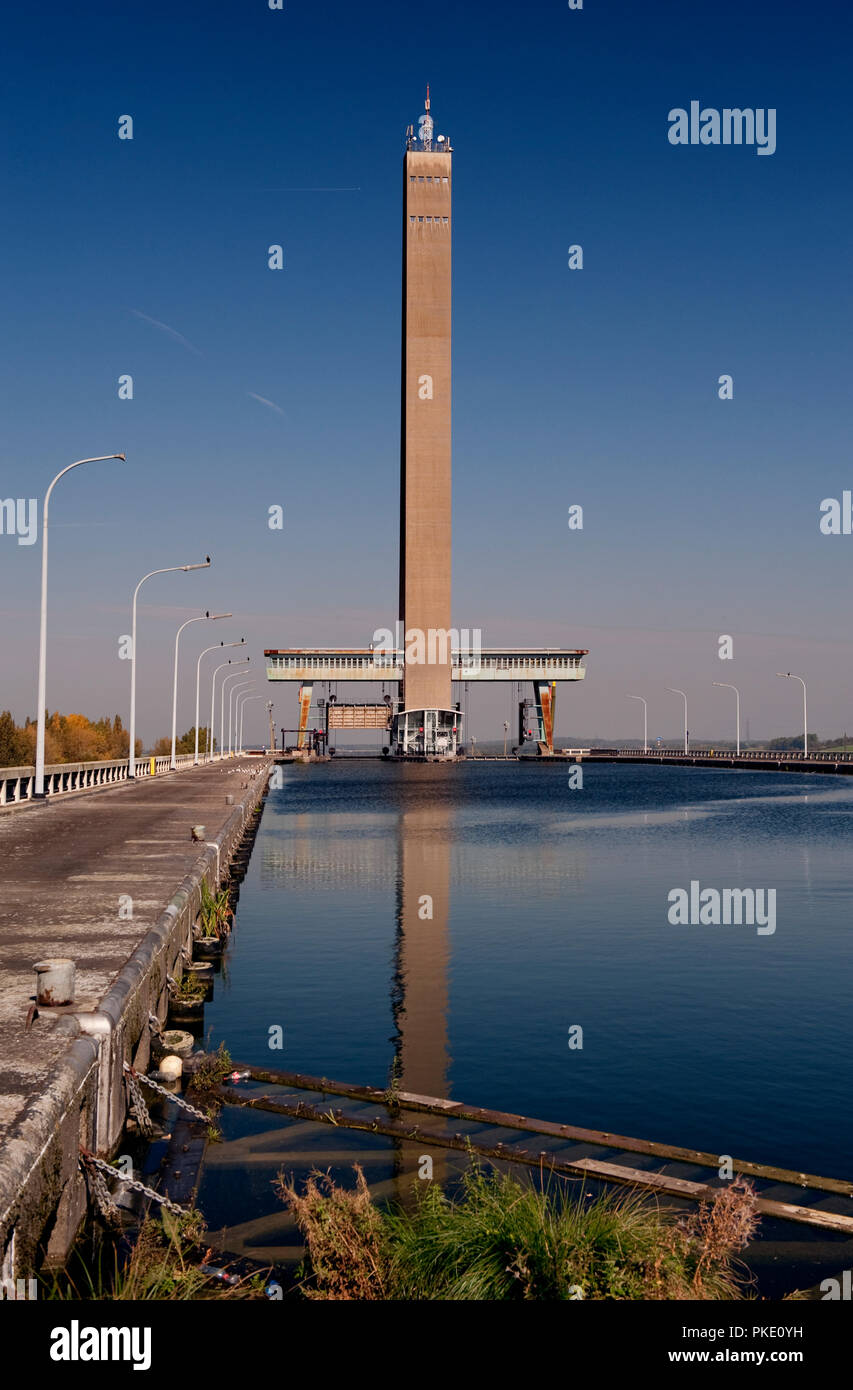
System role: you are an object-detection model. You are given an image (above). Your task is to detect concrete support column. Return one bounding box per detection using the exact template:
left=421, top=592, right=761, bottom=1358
left=296, top=684, right=313, bottom=751
left=533, top=680, right=557, bottom=755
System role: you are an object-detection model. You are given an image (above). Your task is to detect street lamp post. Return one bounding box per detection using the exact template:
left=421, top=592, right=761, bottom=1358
left=667, top=688, right=689, bottom=754
left=211, top=657, right=249, bottom=763
left=170, top=612, right=230, bottom=770
left=776, top=673, right=808, bottom=755
left=235, top=689, right=257, bottom=752
left=129, top=559, right=210, bottom=777
left=713, top=682, right=741, bottom=756
left=627, top=695, right=648, bottom=753
left=220, top=668, right=251, bottom=761
left=34, top=453, right=126, bottom=797
left=229, top=681, right=256, bottom=755
left=194, top=637, right=244, bottom=764
left=238, top=695, right=263, bottom=754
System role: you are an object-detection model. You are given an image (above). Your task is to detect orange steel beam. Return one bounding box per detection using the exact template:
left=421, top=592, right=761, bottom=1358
left=296, top=684, right=313, bottom=750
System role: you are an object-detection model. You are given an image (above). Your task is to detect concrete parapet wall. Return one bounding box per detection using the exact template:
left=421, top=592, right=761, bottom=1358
left=0, top=1028, right=99, bottom=1273
left=0, top=752, right=206, bottom=808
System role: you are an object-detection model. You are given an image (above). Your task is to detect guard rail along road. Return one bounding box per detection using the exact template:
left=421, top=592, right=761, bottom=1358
left=0, top=753, right=228, bottom=807
left=563, top=748, right=853, bottom=774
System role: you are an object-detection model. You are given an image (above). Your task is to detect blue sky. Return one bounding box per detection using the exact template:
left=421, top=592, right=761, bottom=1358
left=1, top=0, right=851, bottom=745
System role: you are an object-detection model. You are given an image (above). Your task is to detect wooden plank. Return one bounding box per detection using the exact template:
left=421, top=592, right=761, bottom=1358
left=571, top=1161, right=853, bottom=1233
left=157, top=1114, right=208, bottom=1208
left=215, top=1087, right=853, bottom=1235
left=205, top=1148, right=395, bottom=1168
left=234, top=1065, right=853, bottom=1198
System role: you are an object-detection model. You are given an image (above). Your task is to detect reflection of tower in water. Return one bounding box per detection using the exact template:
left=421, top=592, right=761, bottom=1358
left=390, top=800, right=452, bottom=1196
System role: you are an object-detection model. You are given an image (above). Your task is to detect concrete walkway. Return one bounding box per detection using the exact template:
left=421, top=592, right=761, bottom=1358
left=0, top=761, right=263, bottom=1135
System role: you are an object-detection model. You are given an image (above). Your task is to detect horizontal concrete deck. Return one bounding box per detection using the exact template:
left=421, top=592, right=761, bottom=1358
left=0, top=759, right=270, bottom=1272
left=0, top=761, right=264, bottom=1131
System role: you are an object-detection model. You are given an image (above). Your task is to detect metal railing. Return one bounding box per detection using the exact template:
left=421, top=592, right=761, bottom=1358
left=0, top=752, right=205, bottom=806
left=266, top=650, right=587, bottom=681
left=602, top=749, right=853, bottom=763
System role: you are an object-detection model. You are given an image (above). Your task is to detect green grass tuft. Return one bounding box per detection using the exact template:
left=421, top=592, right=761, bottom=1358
left=279, top=1160, right=757, bottom=1301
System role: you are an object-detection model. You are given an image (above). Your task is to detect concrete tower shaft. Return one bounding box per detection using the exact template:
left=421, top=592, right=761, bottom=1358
left=264, top=93, right=588, bottom=758
left=399, top=98, right=452, bottom=719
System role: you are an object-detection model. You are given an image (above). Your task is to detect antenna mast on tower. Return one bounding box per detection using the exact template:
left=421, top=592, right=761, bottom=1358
left=420, top=84, right=433, bottom=151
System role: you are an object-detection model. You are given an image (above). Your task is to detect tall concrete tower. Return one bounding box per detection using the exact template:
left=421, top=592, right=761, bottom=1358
left=394, top=89, right=457, bottom=758
left=263, top=92, right=588, bottom=755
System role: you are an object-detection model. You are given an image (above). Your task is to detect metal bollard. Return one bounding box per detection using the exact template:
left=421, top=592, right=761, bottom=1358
left=33, top=958, right=75, bottom=1006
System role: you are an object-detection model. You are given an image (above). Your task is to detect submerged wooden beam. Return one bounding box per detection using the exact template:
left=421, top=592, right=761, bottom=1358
left=232, top=1064, right=853, bottom=1198
left=157, top=1115, right=208, bottom=1209
left=215, top=1085, right=853, bottom=1235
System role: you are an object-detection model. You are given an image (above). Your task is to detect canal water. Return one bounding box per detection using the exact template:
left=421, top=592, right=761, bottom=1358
left=196, top=761, right=853, bottom=1278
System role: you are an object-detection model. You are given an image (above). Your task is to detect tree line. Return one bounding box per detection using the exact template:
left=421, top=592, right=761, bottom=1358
left=0, top=711, right=216, bottom=767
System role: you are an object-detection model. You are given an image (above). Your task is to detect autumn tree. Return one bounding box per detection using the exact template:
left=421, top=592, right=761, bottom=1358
left=0, top=711, right=23, bottom=766
left=152, top=727, right=215, bottom=756
left=0, top=711, right=138, bottom=765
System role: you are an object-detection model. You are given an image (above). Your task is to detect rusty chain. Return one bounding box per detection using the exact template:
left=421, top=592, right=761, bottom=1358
left=124, top=1062, right=210, bottom=1124
left=79, top=1150, right=188, bottom=1219
left=124, top=1063, right=155, bottom=1137
left=79, top=1150, right=121, bottom=1225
